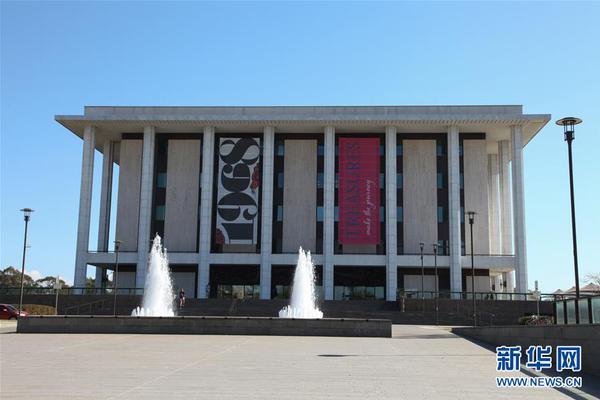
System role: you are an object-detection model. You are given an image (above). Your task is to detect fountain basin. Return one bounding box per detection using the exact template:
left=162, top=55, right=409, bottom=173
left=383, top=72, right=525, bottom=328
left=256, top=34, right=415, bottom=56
left=17, top=315, right=391, bottom=337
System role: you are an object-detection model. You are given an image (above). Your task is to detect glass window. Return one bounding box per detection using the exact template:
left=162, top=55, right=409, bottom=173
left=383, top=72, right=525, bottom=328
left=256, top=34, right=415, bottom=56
left=375, top=286, right=385, bottom=300
left=437, top=144, right=445, bottom=156
left=396, top=143, right=403, bottom=156
left=460, top=173, right=464, bottom=189
left=277, top=172, right=284, bottom=189
left=437, top=206, right=444, bottom=223
left=380, top=206, right=384, bottom=220
left=317, top=173, right=324, bottom=189
left=316, top=206, right=324, bottom=222
left=396, top=173, right=403, bottom=188
left=437, top=173, right=444, bottom=189
left=579, top=299, right=589, bottom=324
left=379, top=173, right=384, bottom=187
left=397, top=206, right=403, bottom=223
left=460, top=207, right=465, bottom=223
left=317, top=144, right=324, bottom=156
left=459, top=144, right=464, bottom=156
left=335, top=144, right=339, bottom=156
left=592, top=297, right=600, bottom=324
left=155, top=205, right=165, bottom=221
left=555, top=301, right=564, bottom=324
left=334, top=206, right=339, bottom=221
left=379, top=145, right=384, bottom=156
left=566, top=299, right=576, bottom=324
left=335, top=173, right=339, bottom=188
left=276, top=143, right=284, bottom=156
left=277, top=205, right=283, bottom=222
left=156, top=172, right=167, bottom=189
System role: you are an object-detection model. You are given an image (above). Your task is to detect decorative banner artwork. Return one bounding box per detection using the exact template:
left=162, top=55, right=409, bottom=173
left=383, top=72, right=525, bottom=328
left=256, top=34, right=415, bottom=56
left=215, top=137, right=261, bottom=245
left=338, top=137, right=380, bottom=244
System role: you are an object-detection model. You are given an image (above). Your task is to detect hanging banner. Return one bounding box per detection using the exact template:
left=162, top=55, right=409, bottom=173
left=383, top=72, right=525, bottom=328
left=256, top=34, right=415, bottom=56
left=215, top=137, right=261, bottom=245
left=338, top=137, right=380, bottom=244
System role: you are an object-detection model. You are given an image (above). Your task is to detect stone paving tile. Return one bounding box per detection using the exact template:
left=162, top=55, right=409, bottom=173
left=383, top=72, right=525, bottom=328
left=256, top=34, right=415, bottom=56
left=0, top=324, right=596, bottom=399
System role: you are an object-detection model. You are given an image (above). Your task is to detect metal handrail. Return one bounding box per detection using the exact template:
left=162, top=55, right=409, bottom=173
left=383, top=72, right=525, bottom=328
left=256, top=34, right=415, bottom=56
left=63, top=298, right=108, bottom=315
left=0, top=287, right=144, bottom=296
left=396, top=289, right=560, bottom=301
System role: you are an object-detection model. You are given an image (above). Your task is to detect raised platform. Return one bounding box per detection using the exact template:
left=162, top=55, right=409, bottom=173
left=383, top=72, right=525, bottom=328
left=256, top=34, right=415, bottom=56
left=17, top=315, right=391, bottom=337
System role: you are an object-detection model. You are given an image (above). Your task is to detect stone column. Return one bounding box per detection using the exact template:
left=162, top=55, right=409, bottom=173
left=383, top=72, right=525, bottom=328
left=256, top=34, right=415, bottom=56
left=323, top=126, right=335, bottom=300
left=447, top=126, right=462, bottom=296
left=198, top=126, right=215, bottom=298
left=511, top=125, right=528, bottom=296
left=498, top=140, right=513, bottom=255
left=95, top=139, right=113, bottom=288
left=260, top=127, right=275, bottom=299
left=74, top=125, right=95, bottom=288
left=487, top=154, right=500, bottom=254
left=135, top=126, right=156, bottom=289
left=385, top=127, right=398, bottom=301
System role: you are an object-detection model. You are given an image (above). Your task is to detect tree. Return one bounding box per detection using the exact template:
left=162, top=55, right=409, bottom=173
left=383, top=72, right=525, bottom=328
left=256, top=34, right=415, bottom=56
left=0, top=266, right=36, bottom=287
left=584, top=272, right=600, bottom=286
left=35, top=276, right=70, bottom=288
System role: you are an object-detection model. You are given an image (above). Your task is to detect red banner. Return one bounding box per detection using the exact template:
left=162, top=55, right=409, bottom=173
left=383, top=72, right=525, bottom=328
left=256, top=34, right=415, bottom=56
left=338, top=137, right=380, bottom=244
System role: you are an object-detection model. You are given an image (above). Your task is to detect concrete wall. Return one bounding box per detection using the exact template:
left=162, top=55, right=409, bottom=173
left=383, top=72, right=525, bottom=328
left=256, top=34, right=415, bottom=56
left=403, top=140, right=437, bottom=253
left=463, top=140, right=490, bottom=254
left=282, top=140, right=317, bottom=252
left=164, top=140, right=201, bottom=252
left=452, top=325, right=600, bottom=377
left=116, top=140, right=142, bottom=251
left=464, top=276, right=491, bottom=293
left=17, top=316, right=392, bottom=338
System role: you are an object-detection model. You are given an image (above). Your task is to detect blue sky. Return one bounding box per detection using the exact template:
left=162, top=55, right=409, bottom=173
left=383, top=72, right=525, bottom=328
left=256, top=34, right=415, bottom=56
left=1, top=1, right=598, bottom=292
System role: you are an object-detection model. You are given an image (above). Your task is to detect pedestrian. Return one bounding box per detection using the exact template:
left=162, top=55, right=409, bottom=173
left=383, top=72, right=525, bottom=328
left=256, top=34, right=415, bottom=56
left=179, top=288, right=185, bottom=308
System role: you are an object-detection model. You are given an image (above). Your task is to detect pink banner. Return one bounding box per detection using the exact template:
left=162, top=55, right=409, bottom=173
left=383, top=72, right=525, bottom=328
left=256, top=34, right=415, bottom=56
left=338, top=137, right=380, bottom=244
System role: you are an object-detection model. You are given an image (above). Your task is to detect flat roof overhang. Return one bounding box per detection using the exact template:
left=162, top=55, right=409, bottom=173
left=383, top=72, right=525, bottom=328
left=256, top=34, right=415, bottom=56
left=56, top=105, right=551, bottom=155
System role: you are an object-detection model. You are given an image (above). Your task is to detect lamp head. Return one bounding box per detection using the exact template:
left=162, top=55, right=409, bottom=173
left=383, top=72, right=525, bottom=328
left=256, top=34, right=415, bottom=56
left=556, top=117, right=582, bottom=142
left=114, top=239, right=123, bottom=250
left=466, top=210, right=476, bottom=224
left=20, top=208, right=34, bottom=221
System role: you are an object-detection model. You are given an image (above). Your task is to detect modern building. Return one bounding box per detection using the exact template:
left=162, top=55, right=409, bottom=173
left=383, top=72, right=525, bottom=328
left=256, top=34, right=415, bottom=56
left=56, top=105, right=550, bottom=300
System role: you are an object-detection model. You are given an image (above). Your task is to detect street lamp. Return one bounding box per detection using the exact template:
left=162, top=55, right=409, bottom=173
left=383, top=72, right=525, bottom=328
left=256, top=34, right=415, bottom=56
left=113, top=240, right=122, bottom=316
left=556, top=117, right=583, bottom=324
left=419, top=242, right=425, bottom=313
left=18, top=208, right=34, bottom=314
left=466, top=210, right=477, bottom=326
left=433, top=242, right=439, bottom=325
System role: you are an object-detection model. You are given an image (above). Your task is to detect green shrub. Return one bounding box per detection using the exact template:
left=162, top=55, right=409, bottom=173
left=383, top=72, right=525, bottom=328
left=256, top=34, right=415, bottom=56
left=16, top=304, right=56, bottom=315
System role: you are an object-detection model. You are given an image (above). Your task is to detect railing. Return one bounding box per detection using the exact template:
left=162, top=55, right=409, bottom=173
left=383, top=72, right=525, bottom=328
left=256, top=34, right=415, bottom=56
left=554, top=295, right=600, bottom=325
left=396, top=290, right=559, bottom=302
left=0, top=287, right=144, bottom=296
left=63, top=298, right=109, bottom=315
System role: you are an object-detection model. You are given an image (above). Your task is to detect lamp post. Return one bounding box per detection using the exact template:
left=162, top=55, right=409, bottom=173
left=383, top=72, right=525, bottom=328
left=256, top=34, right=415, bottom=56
left=433, top=242, right=439, bottom=325
left=419, top=242, right=425, bottom=313
left=467, top=211, right=476, bottom=326
left=556, top=117, right=582, bottom=324
left=113, top=240, right=122, bottom=316
left=18, top=208, right=34, bottom=314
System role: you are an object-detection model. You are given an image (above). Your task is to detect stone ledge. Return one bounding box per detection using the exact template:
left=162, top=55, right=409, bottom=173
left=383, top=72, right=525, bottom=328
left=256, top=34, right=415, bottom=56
left=17, top=316, right=391, bottom=338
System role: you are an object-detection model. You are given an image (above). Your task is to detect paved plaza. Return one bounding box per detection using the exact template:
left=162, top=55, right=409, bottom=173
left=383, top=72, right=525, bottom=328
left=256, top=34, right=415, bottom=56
left=1, top=322, right=597, bottom=399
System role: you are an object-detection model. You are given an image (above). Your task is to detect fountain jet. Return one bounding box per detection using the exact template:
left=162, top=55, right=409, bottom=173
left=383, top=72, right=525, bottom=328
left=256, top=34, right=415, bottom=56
left=131, top=235, right=175, bottom=317
left=279, top=248, right=323, bottom=319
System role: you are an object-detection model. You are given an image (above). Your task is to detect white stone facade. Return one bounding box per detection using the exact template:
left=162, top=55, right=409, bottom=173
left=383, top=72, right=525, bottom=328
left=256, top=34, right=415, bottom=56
left=59, top=105, right=549, bottom=299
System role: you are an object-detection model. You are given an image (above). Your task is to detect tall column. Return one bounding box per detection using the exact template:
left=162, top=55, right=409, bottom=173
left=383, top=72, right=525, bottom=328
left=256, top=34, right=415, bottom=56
left=260, top=127, right=275, bottom=299
left=498, top=140, right=513, bottom=255
left=135, top=126, right=156, bottom=289
left=487, top=154, right=500, bottom=254
left=197, top=126, right=215, bottom=298
left=95, top=139, right=114, bottom=288
left=385, top=127, right=398, bottom=301
left=323, top=126, right=335, bottom=300
left=511, top=125, right=528, bottom=296
left=447, top=126, right=462, bottom=296
left=74, top=126, right=95, bottom=288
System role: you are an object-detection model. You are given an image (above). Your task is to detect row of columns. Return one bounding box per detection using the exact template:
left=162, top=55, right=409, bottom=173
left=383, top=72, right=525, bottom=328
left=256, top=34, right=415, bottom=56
left=75, top=124, right=528, bottom=297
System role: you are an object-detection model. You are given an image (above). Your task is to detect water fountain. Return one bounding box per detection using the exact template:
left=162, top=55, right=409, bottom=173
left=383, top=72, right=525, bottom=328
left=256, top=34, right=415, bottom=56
left=131, top=235, right=175, bottom=317
left=278, top=247, right=323, bottom=319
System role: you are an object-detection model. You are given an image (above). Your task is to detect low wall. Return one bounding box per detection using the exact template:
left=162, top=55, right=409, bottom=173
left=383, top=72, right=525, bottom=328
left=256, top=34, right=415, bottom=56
left=452, top=325, right=600, bottom=377
left=17, top=316, right=391, bottom=338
